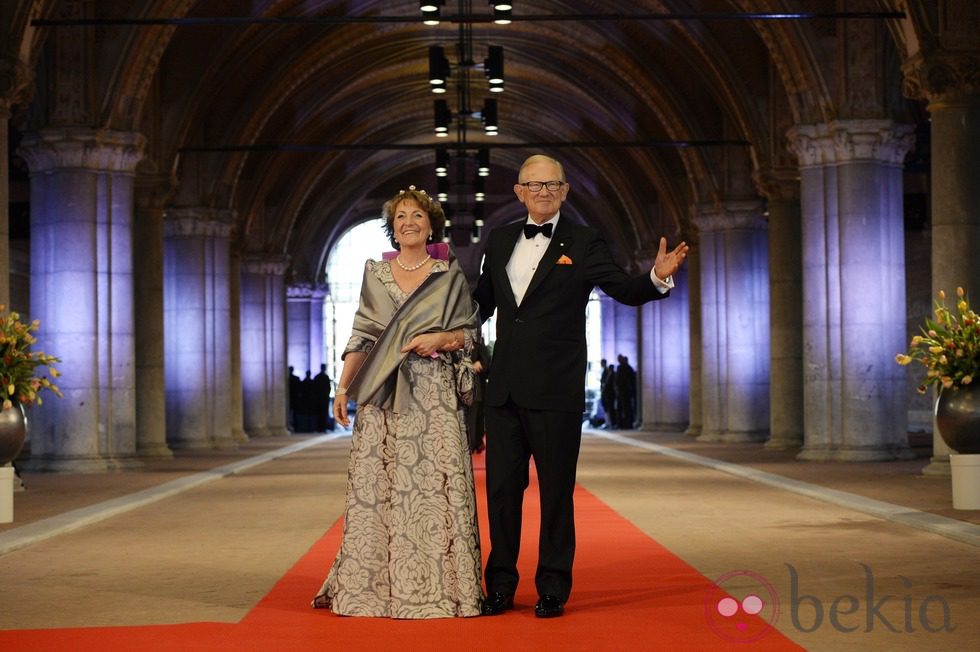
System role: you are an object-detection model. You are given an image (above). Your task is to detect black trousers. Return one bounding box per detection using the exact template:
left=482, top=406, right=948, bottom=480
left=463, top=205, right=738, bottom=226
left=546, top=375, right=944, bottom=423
left=484, top=399, right=583, bottom=602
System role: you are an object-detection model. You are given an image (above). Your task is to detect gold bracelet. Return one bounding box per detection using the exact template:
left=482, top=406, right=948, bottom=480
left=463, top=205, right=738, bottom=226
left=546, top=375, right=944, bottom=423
left=336, top=386, right=348, bottom=395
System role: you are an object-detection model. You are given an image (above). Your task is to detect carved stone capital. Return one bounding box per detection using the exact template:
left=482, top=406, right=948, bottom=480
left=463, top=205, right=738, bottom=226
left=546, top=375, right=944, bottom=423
left=242, top=254, right=290, bottom=276
left=903, top=51, right=980, bottom=108
left=692, top=200, right=768, bottom=233
left=287, top=283, right=328, bottom=300
left=787, top=120, right=915, bottom=168
left=164, top=208, right=235, bottom=238
left=17, top=128, right=146, bottom=174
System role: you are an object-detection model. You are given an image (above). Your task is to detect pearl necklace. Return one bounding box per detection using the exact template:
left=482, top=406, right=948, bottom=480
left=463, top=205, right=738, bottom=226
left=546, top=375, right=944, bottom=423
left=395, top=253, right=431, bottom=271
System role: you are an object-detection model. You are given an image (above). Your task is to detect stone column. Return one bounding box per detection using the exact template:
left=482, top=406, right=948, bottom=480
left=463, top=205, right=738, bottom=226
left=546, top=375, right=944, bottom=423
left=692, top=201, right=771, bottom=442
left=241, top=255, right=290, bottom=437
left=18, top=128, right=145, bottom=472
left=789, top=120, right=916, bottom=461
left=904, top=50, right=980, bottom=475
left=753, top=168, right=804, bottom=450
left=639, top=265, right=690, bottom=431
left=0, top=98, right=10, bottom=308
left=287, top=282, right=328, bottom=377
left=684, top=246, right=702, bottom=438
left=132, top=181, right=171, bottom=458
left=163, top=208, right=236, bottom=450
left=229, top=248, right=247, bottom=443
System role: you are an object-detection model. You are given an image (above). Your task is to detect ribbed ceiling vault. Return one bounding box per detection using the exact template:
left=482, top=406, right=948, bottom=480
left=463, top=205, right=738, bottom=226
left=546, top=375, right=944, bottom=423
left=8, top=0, right=926, bottom=282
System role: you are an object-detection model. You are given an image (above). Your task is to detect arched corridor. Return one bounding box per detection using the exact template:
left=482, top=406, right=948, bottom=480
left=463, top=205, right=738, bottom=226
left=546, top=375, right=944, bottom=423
left=1, top=1, right=979, bottom=646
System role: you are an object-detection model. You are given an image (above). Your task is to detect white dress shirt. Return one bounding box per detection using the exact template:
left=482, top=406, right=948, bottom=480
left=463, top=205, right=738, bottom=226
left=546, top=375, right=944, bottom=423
left=505, top=213, right=673, bottom=306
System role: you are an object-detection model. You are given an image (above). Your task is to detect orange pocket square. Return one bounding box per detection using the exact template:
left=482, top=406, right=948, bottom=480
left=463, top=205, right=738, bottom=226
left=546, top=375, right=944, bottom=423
left=557, top=254, right=573, bottom=265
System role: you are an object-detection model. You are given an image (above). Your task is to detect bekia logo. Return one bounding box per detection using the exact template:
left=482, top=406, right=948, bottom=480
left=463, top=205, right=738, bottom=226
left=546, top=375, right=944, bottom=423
left=705, top=564, right=955, bottom=643
left=704, top=570, right=780, bottom=643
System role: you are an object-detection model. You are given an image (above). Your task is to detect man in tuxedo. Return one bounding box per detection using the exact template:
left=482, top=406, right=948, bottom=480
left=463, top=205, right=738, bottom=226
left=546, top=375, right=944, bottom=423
left=474, top=154, right=688, bottom=618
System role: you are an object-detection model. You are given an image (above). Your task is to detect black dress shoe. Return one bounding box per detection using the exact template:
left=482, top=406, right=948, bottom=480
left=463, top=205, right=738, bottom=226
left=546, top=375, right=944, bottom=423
left=481, top=591, right=515, bottom=616
left=534, top=595, right=565, bottom=618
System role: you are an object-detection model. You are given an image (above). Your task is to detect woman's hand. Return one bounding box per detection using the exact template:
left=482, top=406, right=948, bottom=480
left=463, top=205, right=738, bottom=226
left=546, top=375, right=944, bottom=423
left=401, top=332, right=451, bottom=358
left=333, top=394, right=350, bottom=427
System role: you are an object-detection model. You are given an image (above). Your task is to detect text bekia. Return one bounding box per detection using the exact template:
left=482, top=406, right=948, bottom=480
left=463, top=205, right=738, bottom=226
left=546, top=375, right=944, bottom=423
left=787, top=563, right=955, bottom=634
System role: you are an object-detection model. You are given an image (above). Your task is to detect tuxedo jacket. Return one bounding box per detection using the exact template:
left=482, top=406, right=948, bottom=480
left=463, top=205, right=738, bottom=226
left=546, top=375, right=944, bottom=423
left=474, top=218, right=668, bottom=413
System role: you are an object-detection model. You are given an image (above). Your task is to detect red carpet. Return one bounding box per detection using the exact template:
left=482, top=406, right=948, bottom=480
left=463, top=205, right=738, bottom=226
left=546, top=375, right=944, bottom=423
left=0, top=457, right=803, bottom=651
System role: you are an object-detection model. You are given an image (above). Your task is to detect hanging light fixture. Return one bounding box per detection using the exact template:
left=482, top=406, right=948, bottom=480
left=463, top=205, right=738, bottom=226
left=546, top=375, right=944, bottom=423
left=484, top=45, right=504, bottom=93
left=474, top=176, right=486, bottom=202
left=434, top=99, right=451, bottom=137
left=435, top=148, right=450, bottom=177
left=428, top=46, right=449, bottom=93
left=492, top=6, right=512, bottom=24
left=474, top=203, right=485, bottom=227
left=477, top=148, right=490, bottom=176
left=482, top=98, right=498, bottom=135
left=437, top=176, right=450, bottom=202
left=421, top=1, right=444, bottom=25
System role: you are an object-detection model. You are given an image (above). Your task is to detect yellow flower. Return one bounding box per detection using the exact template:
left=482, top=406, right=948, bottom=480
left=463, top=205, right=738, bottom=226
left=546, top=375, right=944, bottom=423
left=895, top=354, right=911, bottom=365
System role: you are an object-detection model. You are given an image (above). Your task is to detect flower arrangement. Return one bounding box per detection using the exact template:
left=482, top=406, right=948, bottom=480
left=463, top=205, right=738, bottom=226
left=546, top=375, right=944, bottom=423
left=896, top=287, right=979, bottom=393
left=0, top=306, right=62, bottom=410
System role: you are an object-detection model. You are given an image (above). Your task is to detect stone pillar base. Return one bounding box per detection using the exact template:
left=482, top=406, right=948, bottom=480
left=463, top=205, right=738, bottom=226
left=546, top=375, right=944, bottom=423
left=232, top=427, right=249, bottom=443
left=138, top=443, right=174, bottom=459
left=20, top=455, right=144, bottom=473
left=0, top=466, right=13, bottom=523
left=719, top=431, right=769, bottom=444
left=922, top=455, right=952, bottom=477
left=765, top=436, right=803, bottom=451
left=797, top=445, right=914, bottom=462
left=640, top=422, right=686, bottom=433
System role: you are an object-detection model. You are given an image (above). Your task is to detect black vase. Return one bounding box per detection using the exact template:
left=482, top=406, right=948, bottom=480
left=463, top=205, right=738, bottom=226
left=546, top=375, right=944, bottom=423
left=936, top=384, right=980, bottom=455
left=0, top=403, right=28, bottom=465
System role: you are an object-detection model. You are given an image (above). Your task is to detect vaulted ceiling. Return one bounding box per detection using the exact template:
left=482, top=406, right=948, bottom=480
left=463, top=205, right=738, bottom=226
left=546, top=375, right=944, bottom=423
left=4, top=0, right=932, bottom=281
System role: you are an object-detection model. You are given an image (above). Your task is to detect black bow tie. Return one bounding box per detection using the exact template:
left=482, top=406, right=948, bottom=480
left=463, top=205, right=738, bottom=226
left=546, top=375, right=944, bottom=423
left=523, top=222, right=554, bottom=239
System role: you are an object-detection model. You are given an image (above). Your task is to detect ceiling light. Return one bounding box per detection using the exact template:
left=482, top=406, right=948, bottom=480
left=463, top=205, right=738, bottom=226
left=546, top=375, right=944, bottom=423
left=434, top=99, right=451, bottom=136
left=481, top=98, right=497, bottom=135
left=493, top=8, right=512, bottom=24
left=477, top=149, right=490, bottom=176
left=484, top=46, right=504, bottom=85
left=428, top=46, right=449, bottom=90
left=435, top=149, right=449, bottom=177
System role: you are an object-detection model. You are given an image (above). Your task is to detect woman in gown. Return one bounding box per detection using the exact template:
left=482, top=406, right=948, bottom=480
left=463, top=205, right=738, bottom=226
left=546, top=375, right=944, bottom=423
left=312, top=186, right=483, bottom=618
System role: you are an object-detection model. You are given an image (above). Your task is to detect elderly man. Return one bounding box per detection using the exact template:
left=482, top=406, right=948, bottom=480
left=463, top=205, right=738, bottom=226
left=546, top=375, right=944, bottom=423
left=474, top=154, right=688, bottom=618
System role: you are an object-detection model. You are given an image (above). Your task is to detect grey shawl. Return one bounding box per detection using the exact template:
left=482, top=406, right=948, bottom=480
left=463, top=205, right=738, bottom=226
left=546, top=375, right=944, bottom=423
left=345, top=257, right=479, bottom=413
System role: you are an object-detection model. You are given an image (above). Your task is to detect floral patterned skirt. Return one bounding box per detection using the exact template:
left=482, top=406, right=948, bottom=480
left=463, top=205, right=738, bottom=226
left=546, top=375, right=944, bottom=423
left=313, top=354, right=483, bottom=618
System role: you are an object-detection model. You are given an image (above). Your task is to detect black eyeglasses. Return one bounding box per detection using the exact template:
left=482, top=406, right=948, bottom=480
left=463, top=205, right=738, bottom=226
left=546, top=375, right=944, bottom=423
left=519, top=180, right=565, bottom=192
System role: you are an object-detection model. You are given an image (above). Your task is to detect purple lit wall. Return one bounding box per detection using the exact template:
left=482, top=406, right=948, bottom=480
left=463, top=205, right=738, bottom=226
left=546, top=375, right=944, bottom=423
left=640, top=265, right=690, bottom=430
left=19, top=129, right=144, bottom=472
left=790, top=121, right=915, bottom=461
left=240, top=257, right=290, bottom=437
left=694, top=202, right=771, bottom=442
left=163, top=209, right=234, bottom=450
left=287, top=283, right=327, bottom=377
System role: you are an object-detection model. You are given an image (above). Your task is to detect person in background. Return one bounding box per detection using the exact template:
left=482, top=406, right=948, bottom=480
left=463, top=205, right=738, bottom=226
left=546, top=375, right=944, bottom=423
left=615, top=354, right=637, bottom=429
left=311, top=364, right=332, bottom=432
left=599, top=358, right=617, bottom=429
left=312, top=186, right=482, bottom=618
